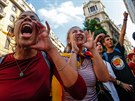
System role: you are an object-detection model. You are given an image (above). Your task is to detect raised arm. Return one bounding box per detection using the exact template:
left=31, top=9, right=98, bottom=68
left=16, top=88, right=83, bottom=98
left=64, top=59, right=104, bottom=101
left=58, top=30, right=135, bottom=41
left=83, top=31, right=110, bottom=82
left=30, top=21, right=86, bottom=100
left=119, top=11, right=128, bottom=46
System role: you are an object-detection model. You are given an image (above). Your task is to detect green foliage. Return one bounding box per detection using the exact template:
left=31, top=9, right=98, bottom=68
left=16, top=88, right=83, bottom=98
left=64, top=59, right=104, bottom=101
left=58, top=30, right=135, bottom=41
left=83, top=19, right=97, bottom=32
left=83, top=19, right=107, bottom=38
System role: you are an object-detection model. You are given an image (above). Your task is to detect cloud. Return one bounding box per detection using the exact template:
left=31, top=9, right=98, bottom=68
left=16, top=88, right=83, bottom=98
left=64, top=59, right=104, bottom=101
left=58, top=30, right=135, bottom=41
left=38, top=1, right=84, bottom=28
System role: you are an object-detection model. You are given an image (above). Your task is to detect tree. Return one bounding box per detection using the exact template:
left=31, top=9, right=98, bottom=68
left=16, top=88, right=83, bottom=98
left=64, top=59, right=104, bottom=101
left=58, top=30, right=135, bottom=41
left=83, top=19, right=107, bottom=38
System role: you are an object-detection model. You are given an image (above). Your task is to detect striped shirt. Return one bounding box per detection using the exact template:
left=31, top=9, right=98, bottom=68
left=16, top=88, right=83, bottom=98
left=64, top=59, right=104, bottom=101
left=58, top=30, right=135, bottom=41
left=63, top=58, right=98, bottom=101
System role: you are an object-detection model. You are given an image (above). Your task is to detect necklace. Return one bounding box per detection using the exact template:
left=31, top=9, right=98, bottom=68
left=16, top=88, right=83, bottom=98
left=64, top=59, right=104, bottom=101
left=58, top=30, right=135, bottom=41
left=14, top=56, right=36, bottom=77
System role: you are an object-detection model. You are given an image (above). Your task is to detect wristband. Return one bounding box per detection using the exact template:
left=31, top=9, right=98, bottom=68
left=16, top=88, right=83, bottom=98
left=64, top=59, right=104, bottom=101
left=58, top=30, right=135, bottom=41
left=124, top=19, right=127, bottom=21
left=116, top=80, right=121, bottom=85
left=58, top=63, right=67, bottom=71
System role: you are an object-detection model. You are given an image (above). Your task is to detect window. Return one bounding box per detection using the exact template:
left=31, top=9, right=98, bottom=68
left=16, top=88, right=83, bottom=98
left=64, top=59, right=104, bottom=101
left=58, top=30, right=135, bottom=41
left=7, top=25, right=14, bottom=37
left=21, top=4, right=26, bottom=10
left=94, top=17, right=100, bottom=22
left=90, top=6, right=96, bottom=12
left=5, top=37, right=10, bottom=49
left=7, top=25, right=13, bottom=32
left=10, top=15, right=15, bottom=22
left=12, top=5, right=17, bottom=12
left=89, top=5, right=98, bottom=13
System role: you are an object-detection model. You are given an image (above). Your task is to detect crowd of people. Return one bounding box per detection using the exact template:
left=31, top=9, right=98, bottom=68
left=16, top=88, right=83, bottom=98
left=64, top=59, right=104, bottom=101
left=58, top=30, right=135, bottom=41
left=0, top=10, right=135, bottom=101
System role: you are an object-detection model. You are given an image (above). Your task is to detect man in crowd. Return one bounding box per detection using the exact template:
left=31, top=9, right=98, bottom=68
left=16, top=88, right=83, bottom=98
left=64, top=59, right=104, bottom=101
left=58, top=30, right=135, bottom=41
left=101, top=12, right=135, bottom=101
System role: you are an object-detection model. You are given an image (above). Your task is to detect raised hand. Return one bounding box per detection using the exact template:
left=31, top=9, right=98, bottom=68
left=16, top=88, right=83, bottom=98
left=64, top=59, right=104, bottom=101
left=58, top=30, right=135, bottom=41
left=71, top=35, right=79, bottom=54
left=123, top=11, right=128, bottom=19
left=94, top=33, right=105, bottom=43
left=82, top=31, right=96, bottom=51
left=30, top=21, right=55, bottom=51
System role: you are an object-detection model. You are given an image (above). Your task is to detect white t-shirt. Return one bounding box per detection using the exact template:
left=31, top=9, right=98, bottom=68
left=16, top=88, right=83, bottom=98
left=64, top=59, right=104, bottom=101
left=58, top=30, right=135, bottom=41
left=103, top=60, right=120, bottom=101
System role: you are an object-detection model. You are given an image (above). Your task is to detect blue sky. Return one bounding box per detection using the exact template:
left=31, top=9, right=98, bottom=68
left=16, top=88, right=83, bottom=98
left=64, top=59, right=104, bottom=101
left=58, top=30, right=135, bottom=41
left=27, top=0, right=135, bottom=47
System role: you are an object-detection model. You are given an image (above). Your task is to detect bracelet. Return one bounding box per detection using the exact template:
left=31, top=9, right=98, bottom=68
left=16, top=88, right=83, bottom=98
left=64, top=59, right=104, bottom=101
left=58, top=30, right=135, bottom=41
left=116, top=80, right=123, bottom=87
left=116, top=80, right=121, bottom=85
left=124, top=19, right=127, bottom=21
left=58, top=63, right=67, bottom=71
left=119, top=81, right=123, bottom=87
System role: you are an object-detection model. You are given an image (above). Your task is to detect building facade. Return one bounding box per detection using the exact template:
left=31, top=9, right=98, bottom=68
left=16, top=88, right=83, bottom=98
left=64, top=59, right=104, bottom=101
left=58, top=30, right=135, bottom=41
left=50, top=31, right=65, bottom=52
left=124, top=0, right=135, bottom=24
left=0, top=0, right=65, bottom=55
left=83, top=0, right=133, bottom=53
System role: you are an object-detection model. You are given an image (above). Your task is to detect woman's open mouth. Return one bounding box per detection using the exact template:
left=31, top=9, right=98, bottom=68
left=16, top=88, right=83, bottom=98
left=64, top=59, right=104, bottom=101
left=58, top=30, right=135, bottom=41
left=76, top=34, right=84, bottom=41
left=21, top=24, right=33, bottom=38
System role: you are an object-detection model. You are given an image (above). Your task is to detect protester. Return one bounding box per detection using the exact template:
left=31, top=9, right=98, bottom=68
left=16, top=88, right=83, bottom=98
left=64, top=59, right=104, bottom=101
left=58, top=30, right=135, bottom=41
left=101, top=11, right=135, bottom=101
left=96, top=40, right=120, bottom=101
left=60, top=26, right=110, bottom=101
left=0, top=11, right=87, bottom=101
left=128, top=52, right=135, bottom=76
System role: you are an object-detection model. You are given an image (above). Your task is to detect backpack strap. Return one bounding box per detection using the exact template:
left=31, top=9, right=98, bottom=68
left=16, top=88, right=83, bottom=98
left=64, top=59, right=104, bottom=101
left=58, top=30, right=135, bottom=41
left=0, top=52, right=52, bottom=68
left=103, top=48, right=121, bottom=62
left=103, top=52, right=108, bottom=61
left=41, top=51, right=51, bottom=69
left=0, top=55, right=6, bottom=64
left=114, top=48, right=121, bottom=53
left=41, top=51, right=53, bottom=100
left=41, top=51, right=53, bottom=78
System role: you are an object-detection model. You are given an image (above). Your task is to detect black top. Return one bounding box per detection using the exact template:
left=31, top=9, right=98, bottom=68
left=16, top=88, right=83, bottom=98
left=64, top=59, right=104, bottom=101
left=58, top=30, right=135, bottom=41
left=103, top=43, right=135, bottom=101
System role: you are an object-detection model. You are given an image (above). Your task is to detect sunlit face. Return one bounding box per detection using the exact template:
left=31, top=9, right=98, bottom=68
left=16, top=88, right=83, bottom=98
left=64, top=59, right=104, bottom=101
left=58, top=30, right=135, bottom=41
left=14, top=11, right=40, bottom=47
left=103, top=37, right=113, bottom=48
left=96, top=42, right=103, bottom=54
left=68, top=27, right=86, bottom=47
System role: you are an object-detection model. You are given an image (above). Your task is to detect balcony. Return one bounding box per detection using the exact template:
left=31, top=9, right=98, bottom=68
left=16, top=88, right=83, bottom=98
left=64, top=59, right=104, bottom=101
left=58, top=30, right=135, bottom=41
left=10, top=0, right=25, bottom=11
left=0, top=0, right=9, bottom=7
left=0, top=10, right=6, bottom=18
